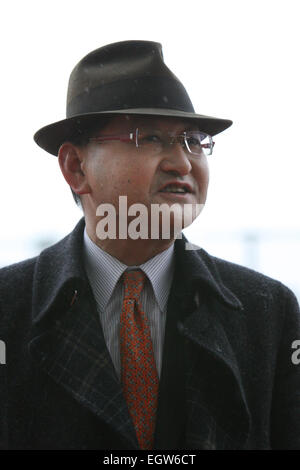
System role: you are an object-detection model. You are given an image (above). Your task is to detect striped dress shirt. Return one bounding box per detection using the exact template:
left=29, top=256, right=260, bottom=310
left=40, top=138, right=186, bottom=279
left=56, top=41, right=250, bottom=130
left=83, top=228, right=175, bottom=380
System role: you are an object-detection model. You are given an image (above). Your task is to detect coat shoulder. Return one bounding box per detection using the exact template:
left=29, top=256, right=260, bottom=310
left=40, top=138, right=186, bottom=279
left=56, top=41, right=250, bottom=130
left=0, top=256, right=38, bottom=328
left=0, top=256, right=37, bottom=291
left=199, top=247, right=298, bottom=307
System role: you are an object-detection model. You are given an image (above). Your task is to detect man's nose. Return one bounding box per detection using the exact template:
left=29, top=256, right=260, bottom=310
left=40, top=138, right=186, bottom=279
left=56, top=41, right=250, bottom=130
left=159, top=142, right=192, bottom=175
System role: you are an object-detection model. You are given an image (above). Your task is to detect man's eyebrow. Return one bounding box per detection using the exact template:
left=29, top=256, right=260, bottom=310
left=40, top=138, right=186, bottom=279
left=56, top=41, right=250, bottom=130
left=175, top=124, right=200, bottom=133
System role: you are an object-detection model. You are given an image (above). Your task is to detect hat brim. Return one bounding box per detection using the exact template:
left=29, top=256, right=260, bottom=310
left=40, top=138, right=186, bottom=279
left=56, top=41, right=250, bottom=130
left=34, top=108, right=233, bottom=156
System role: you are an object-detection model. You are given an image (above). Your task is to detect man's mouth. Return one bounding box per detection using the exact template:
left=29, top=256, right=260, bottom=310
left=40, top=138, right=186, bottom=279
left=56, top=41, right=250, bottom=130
left=158, top=182, right=192, bottom=194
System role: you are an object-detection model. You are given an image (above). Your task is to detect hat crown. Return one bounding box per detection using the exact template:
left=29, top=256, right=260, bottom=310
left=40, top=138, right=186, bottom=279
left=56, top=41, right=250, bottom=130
left=66, top=40, right=194, bottom=118
left=68, top=41, right=168, bottom=102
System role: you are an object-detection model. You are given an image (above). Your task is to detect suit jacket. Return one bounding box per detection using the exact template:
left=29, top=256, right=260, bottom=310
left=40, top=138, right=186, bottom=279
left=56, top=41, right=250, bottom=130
left=0, top=218, right=300, bottom=450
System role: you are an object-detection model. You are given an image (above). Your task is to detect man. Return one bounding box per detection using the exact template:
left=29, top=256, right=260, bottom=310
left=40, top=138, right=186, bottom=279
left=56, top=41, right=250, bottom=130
left=0, top=40, right=300, bottom=450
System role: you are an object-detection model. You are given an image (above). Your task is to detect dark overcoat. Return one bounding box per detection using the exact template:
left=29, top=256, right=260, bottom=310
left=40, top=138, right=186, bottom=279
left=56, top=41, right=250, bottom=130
left=0, top=218, right=299, bottom=449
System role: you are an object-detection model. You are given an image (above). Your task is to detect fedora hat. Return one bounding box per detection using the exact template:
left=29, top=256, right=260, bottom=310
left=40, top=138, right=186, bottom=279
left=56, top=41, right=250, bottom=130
left=34, top=40, right=232, bottom=156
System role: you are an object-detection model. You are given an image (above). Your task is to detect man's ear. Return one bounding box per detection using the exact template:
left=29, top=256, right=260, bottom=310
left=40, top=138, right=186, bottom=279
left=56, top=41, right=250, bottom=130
left=58, top=142, right=91, bottom=195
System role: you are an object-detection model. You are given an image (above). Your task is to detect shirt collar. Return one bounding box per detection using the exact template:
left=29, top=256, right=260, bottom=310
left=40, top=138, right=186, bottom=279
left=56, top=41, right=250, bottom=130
left=139, top=243, right=174, bottom=311
left=83, top=228, right=175, bottom=312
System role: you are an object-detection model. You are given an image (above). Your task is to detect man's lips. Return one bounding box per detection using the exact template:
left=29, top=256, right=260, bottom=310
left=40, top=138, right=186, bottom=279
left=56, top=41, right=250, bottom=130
left=157, top=180, right=194, bottom=194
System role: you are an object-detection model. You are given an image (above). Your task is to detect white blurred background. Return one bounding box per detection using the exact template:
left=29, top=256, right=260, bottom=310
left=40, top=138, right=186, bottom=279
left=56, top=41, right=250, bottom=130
left=1, top=0, right=299, bottom=301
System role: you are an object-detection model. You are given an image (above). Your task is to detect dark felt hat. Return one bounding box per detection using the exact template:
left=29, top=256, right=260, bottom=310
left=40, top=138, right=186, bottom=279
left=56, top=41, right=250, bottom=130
left=34, top=40, right=232, bottom=156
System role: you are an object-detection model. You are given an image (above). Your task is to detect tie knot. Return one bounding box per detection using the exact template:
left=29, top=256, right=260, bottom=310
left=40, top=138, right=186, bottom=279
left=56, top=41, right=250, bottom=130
left=122, top=269, right=146, bottom=300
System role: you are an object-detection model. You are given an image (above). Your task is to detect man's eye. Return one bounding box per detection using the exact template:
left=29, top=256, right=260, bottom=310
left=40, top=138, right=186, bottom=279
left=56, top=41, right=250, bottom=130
left=187, top=137, right=201, bottom=147
left=145, top=135, right=161, bottom=142
left=140, top=134, right=162, bottom=144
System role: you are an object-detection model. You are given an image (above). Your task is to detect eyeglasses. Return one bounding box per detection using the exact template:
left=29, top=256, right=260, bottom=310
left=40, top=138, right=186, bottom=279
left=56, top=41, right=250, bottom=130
left=89, top=128, right=215, bottom=156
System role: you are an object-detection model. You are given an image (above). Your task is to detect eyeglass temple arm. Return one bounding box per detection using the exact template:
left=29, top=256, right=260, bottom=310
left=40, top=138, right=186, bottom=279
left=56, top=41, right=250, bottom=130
left=90, top=134, right=135, bottom=143
left=201, top=141, right=215, bottom=148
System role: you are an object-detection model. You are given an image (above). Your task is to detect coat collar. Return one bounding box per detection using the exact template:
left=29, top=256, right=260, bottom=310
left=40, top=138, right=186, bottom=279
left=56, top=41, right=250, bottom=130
left=32, top=218, right=243, bottom=325
left=173, top=235, right=243, bottom=311
left=31, top=218, right=88, bottom=325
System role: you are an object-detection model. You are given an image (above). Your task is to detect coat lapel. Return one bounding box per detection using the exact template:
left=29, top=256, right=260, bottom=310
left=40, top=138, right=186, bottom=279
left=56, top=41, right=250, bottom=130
left=28, top=218, right=138, bottom=449
left=172, top=237, right=251, bottom=449
left=180, top=300, right=250, bottom=449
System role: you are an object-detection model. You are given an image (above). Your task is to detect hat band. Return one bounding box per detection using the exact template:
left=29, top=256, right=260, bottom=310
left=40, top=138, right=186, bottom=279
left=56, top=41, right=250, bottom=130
left=67, top=76, right=195, bottom=118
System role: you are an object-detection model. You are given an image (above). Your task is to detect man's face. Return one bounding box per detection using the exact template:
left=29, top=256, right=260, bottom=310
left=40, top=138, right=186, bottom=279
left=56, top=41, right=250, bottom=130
left=79, top=115, right=210, bottom=236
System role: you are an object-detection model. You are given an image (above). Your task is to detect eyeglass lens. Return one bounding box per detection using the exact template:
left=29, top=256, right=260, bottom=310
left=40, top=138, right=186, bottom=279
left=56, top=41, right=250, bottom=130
left=136, top=129, right=213, bottom=156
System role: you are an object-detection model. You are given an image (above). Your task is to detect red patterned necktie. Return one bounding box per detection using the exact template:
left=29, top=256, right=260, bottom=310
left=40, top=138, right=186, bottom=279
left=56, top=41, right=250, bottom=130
left=120, top=269, right=159, bottom=450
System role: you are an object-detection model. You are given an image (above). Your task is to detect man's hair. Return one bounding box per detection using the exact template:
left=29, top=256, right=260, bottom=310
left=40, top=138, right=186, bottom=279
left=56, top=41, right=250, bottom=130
left=70, top=188, right=82, bottom=207
left=66, top=117, right=111, bottom=209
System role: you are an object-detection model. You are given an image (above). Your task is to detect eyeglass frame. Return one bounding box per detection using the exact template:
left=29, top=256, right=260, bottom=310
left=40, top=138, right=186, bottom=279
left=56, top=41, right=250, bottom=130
left=88, top=128, right=215, bottom=156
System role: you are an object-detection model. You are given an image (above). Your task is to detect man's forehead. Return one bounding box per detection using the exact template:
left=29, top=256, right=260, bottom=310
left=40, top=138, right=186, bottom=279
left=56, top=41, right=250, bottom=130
left=100, top=114, right=199, bottom=132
